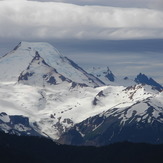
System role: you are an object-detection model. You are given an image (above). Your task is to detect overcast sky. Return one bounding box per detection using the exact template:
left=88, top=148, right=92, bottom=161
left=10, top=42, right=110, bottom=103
left=0, top=0, right=163, bottom=84
left=31, top=0, right=163, bottom=9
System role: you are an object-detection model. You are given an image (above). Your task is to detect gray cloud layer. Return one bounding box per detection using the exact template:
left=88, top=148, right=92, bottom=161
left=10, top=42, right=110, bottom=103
left=31, top=0, right=163, bottom=10
left=0, top=0, right=163, bottom=40
left=0, top=0, right=163, bottom=84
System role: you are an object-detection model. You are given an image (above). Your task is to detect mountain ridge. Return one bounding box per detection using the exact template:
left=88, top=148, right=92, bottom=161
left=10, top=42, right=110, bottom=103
left=87, top=66, right=163, bottom=88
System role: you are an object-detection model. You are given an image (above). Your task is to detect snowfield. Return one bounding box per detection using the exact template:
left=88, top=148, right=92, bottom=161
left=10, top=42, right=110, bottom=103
left=0, top=81, right=162, bottom=139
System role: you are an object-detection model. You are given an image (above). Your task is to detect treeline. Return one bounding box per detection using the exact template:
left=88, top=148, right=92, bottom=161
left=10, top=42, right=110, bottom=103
left=0, top=131, right=163, bottom=163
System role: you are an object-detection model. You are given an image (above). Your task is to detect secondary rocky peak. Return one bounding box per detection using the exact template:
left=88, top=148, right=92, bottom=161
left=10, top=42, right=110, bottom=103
left=135, top=73, right=163, bottom=90
left=87, top=66, right=116, bottom=84
left=104, top=67, right=115, bottom=82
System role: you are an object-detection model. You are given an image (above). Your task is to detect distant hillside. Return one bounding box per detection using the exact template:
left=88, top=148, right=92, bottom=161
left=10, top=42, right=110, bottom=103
left=0, top=132, right=163, bottom=163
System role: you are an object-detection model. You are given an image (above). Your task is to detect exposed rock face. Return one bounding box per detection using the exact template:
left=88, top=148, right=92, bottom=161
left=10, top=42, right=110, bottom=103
left=135, top=73, right=163, bottom=90
left=0, top=112, right=41, bottom=136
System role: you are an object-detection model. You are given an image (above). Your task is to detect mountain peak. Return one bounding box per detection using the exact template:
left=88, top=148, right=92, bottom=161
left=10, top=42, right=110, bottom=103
left=105, top=67, right=115, bottom=82
left=87, top=66, right=115, bottom=84
left=0, top=41, right=103, bottom=87
left=13, top=41, right=63, bottom=58
left=15, top=41, right=57, bottom=49
left=135, top=73, right=163, bottom=90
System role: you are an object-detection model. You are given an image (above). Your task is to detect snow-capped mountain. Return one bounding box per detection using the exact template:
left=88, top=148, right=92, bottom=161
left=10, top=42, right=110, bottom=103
left=0, top=41, right=163, bottom=146
left=87, top=66, right=115, bottom=83
left=0, top=41, right=103, bottom=87
left=59, top=85, right=163, bottom=146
